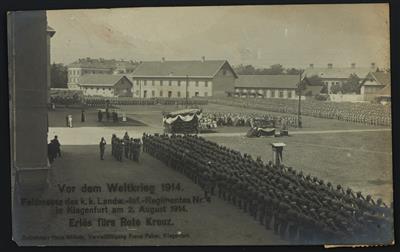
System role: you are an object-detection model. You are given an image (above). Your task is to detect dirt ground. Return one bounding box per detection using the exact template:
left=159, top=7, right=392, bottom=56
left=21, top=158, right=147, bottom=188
left=14, top=102, right=392, bottom=245
left=13, top=146, right=287, bottom=246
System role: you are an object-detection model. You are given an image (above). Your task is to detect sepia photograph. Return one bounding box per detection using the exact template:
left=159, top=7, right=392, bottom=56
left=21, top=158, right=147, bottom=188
left=8, top=4, right=393, bottom=246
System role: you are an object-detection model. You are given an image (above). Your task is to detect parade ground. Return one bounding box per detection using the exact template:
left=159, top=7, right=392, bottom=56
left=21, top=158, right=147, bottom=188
left=16, top=102, right=391, bottom=245
left=48, top=103, right=393, bottom=203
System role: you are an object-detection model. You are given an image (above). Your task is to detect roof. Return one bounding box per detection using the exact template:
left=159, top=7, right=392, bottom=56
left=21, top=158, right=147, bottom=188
left=303, top=67, right=374, bottom=79
left=235, top=75, right=300, bottom=89
left=69, top=58, right=137, bottom=69
left=370, top=71, right=391, bottom=86
left=132, top=60, right=237, bottom=78
left=376, top=85, right=391, bottom=96
left=165, top=109, right=201, bottom=117
left=78, top=74, right=132, bottom=87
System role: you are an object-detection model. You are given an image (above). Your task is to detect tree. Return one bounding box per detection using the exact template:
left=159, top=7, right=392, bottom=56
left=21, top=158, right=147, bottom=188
left=330, top=83, right=342, bottom=94
left=341, top=74, right=361, bottom=94
left=268, top=64, right=284, bottom=75
left=305, top=75, right=324, bottom=86
left=286, top=68, right=302, bottom=75
left=50, top=63, right=68, bottom=88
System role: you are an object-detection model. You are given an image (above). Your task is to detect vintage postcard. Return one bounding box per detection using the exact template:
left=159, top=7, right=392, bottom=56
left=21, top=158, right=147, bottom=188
left=9, top=4, right=393, bottom=246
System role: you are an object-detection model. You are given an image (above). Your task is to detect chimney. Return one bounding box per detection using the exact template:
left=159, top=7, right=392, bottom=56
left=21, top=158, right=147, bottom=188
left=309, top=64, right=314, bottom=68
left=161, top=57, right=165, bottom=63
left=371, top=62, right=376, bottom=69
left=201, top=56, right=206, bottom=62
left=351, top=63, right=356, bottom=68
left=327, top=63, right=333, bottom=69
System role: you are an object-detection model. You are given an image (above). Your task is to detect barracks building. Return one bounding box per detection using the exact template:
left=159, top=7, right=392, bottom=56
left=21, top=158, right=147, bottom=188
left=130, top=57, right=238, bottom=98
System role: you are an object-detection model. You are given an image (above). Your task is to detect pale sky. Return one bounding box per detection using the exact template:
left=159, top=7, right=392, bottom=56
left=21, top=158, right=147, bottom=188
left=47, top=4, right=390, bottom=69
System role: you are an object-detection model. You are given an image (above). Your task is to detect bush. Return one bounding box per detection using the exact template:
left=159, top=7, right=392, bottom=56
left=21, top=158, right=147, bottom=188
left=314, top=93, right=329, bottom=101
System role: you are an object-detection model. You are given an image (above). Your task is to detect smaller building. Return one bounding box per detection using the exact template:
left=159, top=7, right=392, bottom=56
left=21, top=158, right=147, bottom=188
left=303, top=63, right=376, bottom=94
left=67, top=58, right=138, bottom=90
left=361, top=71, right=391, bottom=101
left=233, top=75, right=301, bottom=99
left=78, top=74, right=133, bottom=97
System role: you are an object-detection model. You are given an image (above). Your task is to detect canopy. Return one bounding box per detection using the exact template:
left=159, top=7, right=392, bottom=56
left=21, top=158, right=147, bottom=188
left=163, top=109, right=202, bottom=125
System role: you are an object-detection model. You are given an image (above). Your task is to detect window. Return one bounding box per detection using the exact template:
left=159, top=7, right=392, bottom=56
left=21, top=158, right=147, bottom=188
left=288, top=90, right=292, bottom=98
left=152, top=90, right=155, bottom=97
left=177, top=91, right=181, bottom=97
left=271, top=90, right=275, bottom=98
left=195, top=91, right=199, bottom=97
left=279, top=91, right=284, bottom=98
left=102, top=88, right=105, bottom=91
left=195, top=81, right=199, bottom=87
left=97, top=88, right=99, bottom=91
left=144, top=80, right=147, bottom=86
left=152, top=80, right=155, bottom=86
left=160, top=90, right=163, bottom=97
left=205, top=81, right=208, bottom=87
left=204, top=92, right=208, bottom=97
left=177, top=81, right=181, bottom=87
left=160, top=80, right=163, bottom=86
left=169, top=80, right=172, bottom=86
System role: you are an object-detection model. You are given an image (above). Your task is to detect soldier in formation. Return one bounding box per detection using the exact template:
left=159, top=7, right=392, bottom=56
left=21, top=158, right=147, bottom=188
left=212, top=97, right=391, bottom=127
left=142, top=133, right=393, bottom=244
left=200, top=112, right=299, bottom=129
left=111, top=133, right=142, bottom=162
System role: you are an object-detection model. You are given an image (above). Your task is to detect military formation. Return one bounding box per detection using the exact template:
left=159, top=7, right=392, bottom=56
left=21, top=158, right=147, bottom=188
left=200, top=112, right=298, bottom=129
left=142, top=133, right=392, bottom=244
left=84, top=97, right=208, bottom=107
left=111, top=132, right=142, bottom=162
left=210, top=97, right=391, bottom=126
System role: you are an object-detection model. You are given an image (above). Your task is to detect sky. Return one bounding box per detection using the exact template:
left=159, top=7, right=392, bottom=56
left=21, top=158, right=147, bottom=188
left=47, top=4, right=390, bottom=69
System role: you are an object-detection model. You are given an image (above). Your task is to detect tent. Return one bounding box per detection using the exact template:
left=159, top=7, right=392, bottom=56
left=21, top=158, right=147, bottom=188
left=163, top=109, right=202, bottom=134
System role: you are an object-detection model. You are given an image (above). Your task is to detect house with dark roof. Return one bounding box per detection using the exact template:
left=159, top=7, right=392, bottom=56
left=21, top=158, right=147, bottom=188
left=130, top=57, right=237, bottom=98
left=233, top=75, right=302, bottom=99
left=78, top=74, right=133, bottom=97
left=361, top=71, right=391, bottom=101
left=303, top=63, right=376, bottom=94
left=67, top=58, right=138, bottom=90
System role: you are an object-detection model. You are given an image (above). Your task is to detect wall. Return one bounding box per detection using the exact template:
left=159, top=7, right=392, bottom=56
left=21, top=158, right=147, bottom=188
left=329, top=94, right=365, bottom=102
left=114, top=78, right=133, bottom=97
left=235, top=87, right=298, bottom=99
left=8, top=11, right=49, bottom=188
left=131, top=78, right=212, bottom=98
left=212, top=62, right=236, bottom=97
left=82, top=86, right=114, bottom=97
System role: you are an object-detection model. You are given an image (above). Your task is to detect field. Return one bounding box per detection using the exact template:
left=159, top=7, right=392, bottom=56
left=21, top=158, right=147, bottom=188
left=48, top=103, right=393, bottom=202
left=15, top=102, right=392, bottom=245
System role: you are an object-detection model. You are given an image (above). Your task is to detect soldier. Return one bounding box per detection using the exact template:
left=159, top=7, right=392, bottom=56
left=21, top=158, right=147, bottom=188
left=111, top=134, right=116, bottom=157
left=51, top=135, right=61, bottom=158
left=133, top=138, right=142, bottom=162
left=81, top=109, right=86, bottom=122
left=98, top=110, right=103, bottom=122
left=99, top=137, right=106, bottom=160
left=123, top=132, right=130, bottom=159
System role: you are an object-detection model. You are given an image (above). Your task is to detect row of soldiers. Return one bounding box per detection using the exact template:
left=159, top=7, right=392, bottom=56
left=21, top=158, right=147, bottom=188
left=200, top=112, right=298, bottom=129
left=210, top=97, right=391, bottom=127
left=98, top=109, right=119, bottom=123
left=111, top=132, right=142, bottom=162
left=142, top=133, right=393, bottom=244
